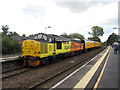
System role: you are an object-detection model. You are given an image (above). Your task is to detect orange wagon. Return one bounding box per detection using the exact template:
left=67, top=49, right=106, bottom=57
left=70, top=41, right=84, bottom=52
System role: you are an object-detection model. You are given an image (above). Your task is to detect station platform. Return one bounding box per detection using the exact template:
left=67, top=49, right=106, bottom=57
left=50, top=46, right=119, bottom=89
left=0, top=54, right=21, bottom=62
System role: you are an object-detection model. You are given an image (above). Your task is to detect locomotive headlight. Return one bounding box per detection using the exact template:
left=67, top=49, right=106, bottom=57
left=27, top=49, right=30, bottom=52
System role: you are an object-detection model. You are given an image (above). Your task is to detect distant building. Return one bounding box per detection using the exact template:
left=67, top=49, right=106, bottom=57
left=11, top=36, right=33, bottom=44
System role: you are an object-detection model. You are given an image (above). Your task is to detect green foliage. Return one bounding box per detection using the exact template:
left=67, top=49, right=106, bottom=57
left=60, top=32, right=70, bottom=38
left=60, top=32, right=85, bottom=40
left=88, top=26, right=104, bottom=42
left=89, top=26, right=104, bottom=37
left=69, top=33, right=85, bottom=39
left=1, top=25, right=9, bottom=35
left=105, top=33, right=119, bottom=45
left=1, top=25, right=21, bottom=54
left=28, top=34, right=38, bottom=38
left=88, top=36, right=101, bottom=42
left=8, top=31, right=19, bottom=37
left=102, top=41, right=108, bottom=46
left=2, top=34, right=21, bottom=54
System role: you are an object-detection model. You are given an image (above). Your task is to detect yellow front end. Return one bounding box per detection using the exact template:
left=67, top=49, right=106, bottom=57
left=22, top=40, right=40, bottom=67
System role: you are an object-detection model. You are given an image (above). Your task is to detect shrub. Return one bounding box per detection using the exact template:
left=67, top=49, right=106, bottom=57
left=2, top=34, right=21, bottom=54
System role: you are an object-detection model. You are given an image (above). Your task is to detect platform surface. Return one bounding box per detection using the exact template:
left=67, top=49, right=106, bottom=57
left=0, top=54, right=21, bottom=62
left=97, top=47, right=118, bottom=88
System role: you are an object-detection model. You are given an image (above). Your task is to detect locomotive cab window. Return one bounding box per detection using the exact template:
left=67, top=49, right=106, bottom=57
left=43, top=35, right=47, bottom=41
left=49, top=38, right=52, bottom=42
left=34, top=36, right=38, bottom=39
left=57, top=41, right=62, bottom=49
left=38, top=34, right=42, bottom=39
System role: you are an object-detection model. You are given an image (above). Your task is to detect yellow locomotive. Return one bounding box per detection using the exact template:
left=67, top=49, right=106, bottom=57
left=22, top=33, right=71, bottom=67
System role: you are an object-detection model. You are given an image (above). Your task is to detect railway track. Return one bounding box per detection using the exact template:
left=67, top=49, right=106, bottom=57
left=2, top=66, right=24, bottom=74
left=2, top=47, right=106, bottom=89
left=2, top=67, right=30, bottom=79
left=2, top=58, right=23, bottom=74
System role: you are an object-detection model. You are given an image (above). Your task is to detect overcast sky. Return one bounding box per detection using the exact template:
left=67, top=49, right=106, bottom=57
left=0, top=0, right=119, bottom=42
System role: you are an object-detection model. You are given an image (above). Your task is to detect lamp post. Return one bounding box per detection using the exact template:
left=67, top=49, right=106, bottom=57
left=45, top=26, right=51, bottom=34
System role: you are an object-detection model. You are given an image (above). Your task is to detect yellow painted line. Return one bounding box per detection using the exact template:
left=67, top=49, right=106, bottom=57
left=0, top=56, right=19, bottom=59
left=93, top=48, right=111, bottom=90
left=73, top=47, right=110, bottom=89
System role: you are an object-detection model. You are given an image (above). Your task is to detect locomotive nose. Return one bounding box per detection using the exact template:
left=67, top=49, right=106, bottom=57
left=22, top=40, right=40, bottom=57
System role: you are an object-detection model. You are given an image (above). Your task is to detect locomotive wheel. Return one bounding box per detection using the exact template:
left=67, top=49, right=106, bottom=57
left=24, top=61, right=28, bottom=67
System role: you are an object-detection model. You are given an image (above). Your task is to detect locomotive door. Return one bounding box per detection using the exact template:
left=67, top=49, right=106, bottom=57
left=81, top=40, right=85, bottom=52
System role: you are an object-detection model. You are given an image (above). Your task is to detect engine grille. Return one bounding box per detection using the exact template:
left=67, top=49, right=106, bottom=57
left=40, top=43, right=48, bottom=54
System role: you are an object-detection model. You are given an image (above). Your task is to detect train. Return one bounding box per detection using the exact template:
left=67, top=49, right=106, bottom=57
left=22, top=33, right=101, bottom=67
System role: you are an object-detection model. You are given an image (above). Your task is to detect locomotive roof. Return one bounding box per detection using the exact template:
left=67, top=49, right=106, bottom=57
left=85, top=40, right=101, bottom=43
left=70, top=37, right=81, bottom=41
left=47, top=34, right=70, bottom=41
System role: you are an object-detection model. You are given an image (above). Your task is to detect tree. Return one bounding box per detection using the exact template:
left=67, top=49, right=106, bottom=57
left=13, top=31, right=19, bottom=36
left=60, top=32, right=70, bottom=38
left=88, top=26, right=104, bottom=42
left=1, top=25, right=9, bottom=35
left=88, top=37, right=101, bottom=42
left=106, top=33, right=119, bottom=45
left=2, top=33, right=22, bottom=54
left=60, top=32, right=85, bottom=40
left=29, top=34, right=39, bottom=38
left=22, top=34, right=26, bottom=37
left=69, top=33, right=85, bottom=40
left=1, top=25, right=21, bottom=54
left=8, top=31, right=19, bottom=37
left=89, top=26, right=104, bottom=37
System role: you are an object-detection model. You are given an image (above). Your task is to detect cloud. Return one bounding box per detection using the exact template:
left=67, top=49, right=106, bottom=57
left=23, top=4, right=45, bottom=18
left=55, top=0, right=119, bottom=13
left=56, top=2, right=92, bottom=13
left=103, top=18, right=118, bottom=26
left=56, top=1, right=110, bottom=13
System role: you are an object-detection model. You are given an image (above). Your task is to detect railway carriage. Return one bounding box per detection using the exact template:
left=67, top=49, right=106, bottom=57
left=94, top=41, right=101, bottom=48
left=85, top=41, right=92, bottom=50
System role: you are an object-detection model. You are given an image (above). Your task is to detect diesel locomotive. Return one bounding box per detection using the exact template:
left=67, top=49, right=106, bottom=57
left=22, top=33, right=101, bottom=67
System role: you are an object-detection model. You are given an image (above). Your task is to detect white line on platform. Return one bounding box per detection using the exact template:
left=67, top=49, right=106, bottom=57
left=0, top=56, right=19, bottom=60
